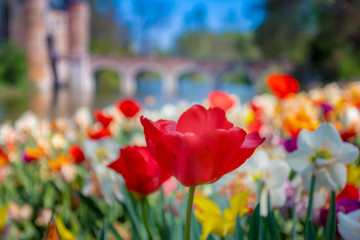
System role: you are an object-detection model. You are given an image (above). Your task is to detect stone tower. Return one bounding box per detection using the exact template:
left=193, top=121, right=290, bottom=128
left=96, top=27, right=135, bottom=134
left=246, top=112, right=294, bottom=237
left=24, top=0, right=51, bottom=89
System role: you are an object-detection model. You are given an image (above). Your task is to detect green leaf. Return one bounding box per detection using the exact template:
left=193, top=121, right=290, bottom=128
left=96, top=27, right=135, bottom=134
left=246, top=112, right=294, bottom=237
left=233, top=216, right=243, bottom=240
left=266, top=193, right=280, bottom=240
left=73, top=191, right=104, bottom=219
left=99, top=220, right=106, bottom=240
left=248, top=203, right=261, bottom=240
left=305, top=219, right=316, bottom=240
left=325, top=191, right=336, bottom=240
left=107, top=222, right=124, bottom=240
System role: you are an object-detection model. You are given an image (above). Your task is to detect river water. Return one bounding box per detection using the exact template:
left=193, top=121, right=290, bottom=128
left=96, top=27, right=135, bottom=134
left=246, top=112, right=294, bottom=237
left=0, top=79, right=254, bottom=122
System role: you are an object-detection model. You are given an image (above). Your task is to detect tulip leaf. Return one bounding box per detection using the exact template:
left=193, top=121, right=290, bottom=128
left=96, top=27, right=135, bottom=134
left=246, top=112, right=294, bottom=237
left=325, top=191, right=336, bottom=240
left=99, top=220, right=106, bottom=240
left=233, top=216, right=243, bottom=240
left=73, top=191, right=104, bottom=219
left=107, top=222, right=124, bottom=240
left=248, top=203, right=261, bottom=240
left=191, top=210, right=202, bottom=240
left=305, top=219, right=316, bottom=240
left=265, top=193, right=280, bottom=240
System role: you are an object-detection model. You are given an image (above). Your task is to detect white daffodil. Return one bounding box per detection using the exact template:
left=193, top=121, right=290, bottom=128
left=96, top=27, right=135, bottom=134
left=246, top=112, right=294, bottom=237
left=338, top=209, right=360, bottom=240
left=287, top=123, right=359, bottom=191
left=83, top=138, right=124, bottom=205
left=238, top=150, right=291, bottom=216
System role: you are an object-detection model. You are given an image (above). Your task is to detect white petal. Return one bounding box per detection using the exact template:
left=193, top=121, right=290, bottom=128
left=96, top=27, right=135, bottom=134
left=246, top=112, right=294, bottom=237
left=313, top=187, right=329, bottom=209
left=260, top=189, right=269, bottom=217
left=313, top=123, right=342, bottom=154
left=317, top=163, right=347, bottom=191
left=333, top=142, right=359, bottom=164
left=286, top=149, right=314, bottom=173
left=297, top=129, right=316, bottom=152
left=338, top=210, right=360, bottom=240
left=265, top=160, right=291, bottom=188
left=239, top=149, right=270, bottom=173
left=269, top=187, right=286, bottom=208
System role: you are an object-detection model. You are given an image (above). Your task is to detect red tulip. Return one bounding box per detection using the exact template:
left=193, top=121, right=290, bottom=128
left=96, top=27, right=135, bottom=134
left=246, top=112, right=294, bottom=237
left=266, top=74, right=299, bottom=99
left=69, top=144, right=85, bottom=164
left=141, top=104, right=265, bottom=187
left=94, top=109, right=113, bottom=128
left=336, top=184, right=359, bottom=202
left=208, top=90, right=235, bottom=111
left=116, top=98, right=141, bottom=118
left=0, top=147, right=9, bottom=168
left=88, top=127, right=112, bottom=140
left=108, top=146, right=170, bottom=196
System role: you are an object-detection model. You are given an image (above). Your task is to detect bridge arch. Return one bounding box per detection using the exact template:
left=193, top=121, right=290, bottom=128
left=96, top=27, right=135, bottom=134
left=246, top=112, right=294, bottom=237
left=91, top=59, right=125, bottom=93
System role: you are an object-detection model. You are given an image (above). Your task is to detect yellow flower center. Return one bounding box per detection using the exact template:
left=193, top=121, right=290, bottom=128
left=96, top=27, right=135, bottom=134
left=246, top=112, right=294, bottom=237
left=311, top=151, right=330, bottom=163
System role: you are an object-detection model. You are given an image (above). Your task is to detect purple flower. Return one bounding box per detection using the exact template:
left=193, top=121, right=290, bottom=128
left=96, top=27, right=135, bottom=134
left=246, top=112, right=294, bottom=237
left=283, top=137, right=298, bottom=153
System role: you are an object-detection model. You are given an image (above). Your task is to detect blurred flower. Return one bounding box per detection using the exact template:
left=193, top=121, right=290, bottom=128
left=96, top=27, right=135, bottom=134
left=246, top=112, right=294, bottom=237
left=0, top=205, right=8, bottom=233
left=141, top=104, right=264, bottom=187
left=347, top=164, right=360, bottom=188
left=116, top=98, right=141, bottom=118
left=83, top=139, right=124, bottom=205
left=46, top=219, right=59, bottom=240
left=0, top=147, right=9, bottom=168
left=338, top=209, right=360, bottom=240
left=35, top=209, right=52, bottom=226
left=94, top=109, right=113, bottom=128
left=336, top=184, right=359, bottom=202
left=74, top=107, right=91, bottom=128
left=287, top=123, right=359, bottom=191
left=48, top=154, right=72, bottom=172
left=238, top=150, right=291, bottom=216
left=266, top=73, right=299, bottom=99
left=108, top=146, right=170, bottom=196
left=194, top=191, right=249, bottom=240
left=8, top=203, right=32, bottom=222
left=88, top=127, right=112, bottom=140
left=23, top=146, right=44, bottom=163
left=51, top=134, right=67, bottom=149
left=208, top=90, right=235, bottom=111
left=54, top=216, right=76, bottom=240
left=283, top=137, right=297, bottom=153
left=69, top=144, right=85, bottom=163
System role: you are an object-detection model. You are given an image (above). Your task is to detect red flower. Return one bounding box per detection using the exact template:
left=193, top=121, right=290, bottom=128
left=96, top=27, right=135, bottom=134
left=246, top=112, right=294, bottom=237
left=141, top=104, right=265, bottom=187
left=116, top=98, right=141, bottom=118
left=108, top=146, right=170, bottom=196
left=0, top=147, right=9, bottom=168
left=88, top=127, right=112, bottom=140
left=336, top=184, right=359, bottom=202
left=266, top=74, right=299, bottom=99
left=69, top=144, right=85, bottom=164
left=94, top=109, right=113, bottom=128
left=208, top=90, right=235, bottom=111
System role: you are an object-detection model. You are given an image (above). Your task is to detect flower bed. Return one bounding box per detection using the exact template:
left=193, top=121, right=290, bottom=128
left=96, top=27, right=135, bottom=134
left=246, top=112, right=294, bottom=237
left=0, top=75, right=360, bottom=240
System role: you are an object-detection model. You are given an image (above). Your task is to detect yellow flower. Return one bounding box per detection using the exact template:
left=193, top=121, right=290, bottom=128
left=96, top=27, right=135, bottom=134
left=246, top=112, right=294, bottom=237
left=194, top=191, right=249, bottom=240
left=54, top=216, right=76, bottom=240
left=48, top=155, right=71, bottom=172
left=0, top=205, right=8, bottom=233
left=347, top=163, right=360, bottom=188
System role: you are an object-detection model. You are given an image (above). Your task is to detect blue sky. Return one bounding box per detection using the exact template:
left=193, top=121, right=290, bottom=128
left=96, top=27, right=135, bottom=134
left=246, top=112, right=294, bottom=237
left=111, top=0, right=267, bottom=50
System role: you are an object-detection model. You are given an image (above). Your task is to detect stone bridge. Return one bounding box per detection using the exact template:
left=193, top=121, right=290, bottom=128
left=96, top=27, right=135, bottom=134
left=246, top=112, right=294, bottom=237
left=90, top=56, right=247, bottom=96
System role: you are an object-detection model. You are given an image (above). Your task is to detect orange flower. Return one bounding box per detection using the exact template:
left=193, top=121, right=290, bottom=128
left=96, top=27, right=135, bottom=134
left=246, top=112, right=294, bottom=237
left=0, top=147, right=9, bottom=168
left=266, top=74, right=299, bottom=99
left=208, top=90, right=235, bottom=111
left=23, top=147, right=44, bottom=163
left=46, top=219, right=59, bottom=240
left=48, top=154, right=71, bottom=172
left=283, top=109, right=319, bottom=137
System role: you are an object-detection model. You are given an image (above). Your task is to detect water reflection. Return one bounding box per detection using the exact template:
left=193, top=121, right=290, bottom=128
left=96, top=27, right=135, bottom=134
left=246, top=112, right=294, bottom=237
left=0, top=78, right=254, bottom=122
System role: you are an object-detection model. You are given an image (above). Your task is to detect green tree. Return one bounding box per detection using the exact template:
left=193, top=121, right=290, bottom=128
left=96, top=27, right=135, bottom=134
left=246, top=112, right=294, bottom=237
left=0, top=41, right=27, bottom=87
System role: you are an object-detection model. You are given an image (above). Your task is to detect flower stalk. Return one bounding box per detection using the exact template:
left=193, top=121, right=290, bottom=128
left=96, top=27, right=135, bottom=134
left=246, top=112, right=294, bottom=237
left=140, top=198, right=153, bottom=240
left=185, top=186, right=196, bottom=240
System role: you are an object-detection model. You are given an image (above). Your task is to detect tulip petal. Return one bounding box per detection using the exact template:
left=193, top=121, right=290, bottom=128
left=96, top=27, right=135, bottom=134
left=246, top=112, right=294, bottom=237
left=194, top=196, right=222, bottom=220
left=176, top=105, right=233, bottom=135
left=318, top=163, right=347, bottom=191
left=141, top=117, right=176, bottom=156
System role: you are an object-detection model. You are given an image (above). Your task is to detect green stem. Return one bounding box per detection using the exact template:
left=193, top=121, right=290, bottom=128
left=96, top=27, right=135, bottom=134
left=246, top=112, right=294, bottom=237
left=185, top=186, right=196, bottom=240
left=141, top=198, right=153, bottom=240
left=291, top=202, right=297, bottom=240
left=305, top=170, right=316, bottom=236
left=220, top=236, right=225, bottom=240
